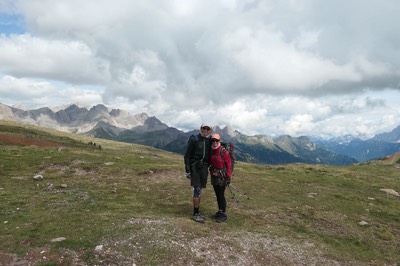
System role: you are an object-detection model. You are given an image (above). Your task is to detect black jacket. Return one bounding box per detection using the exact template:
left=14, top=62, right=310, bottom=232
left=184, top=133, right=211, bottom=173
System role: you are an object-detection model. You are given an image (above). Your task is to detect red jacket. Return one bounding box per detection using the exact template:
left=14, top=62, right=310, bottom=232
left=209, top=145, right=232, bottom=178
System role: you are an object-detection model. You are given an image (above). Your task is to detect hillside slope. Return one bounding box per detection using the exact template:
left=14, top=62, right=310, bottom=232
left=0, top=121, right=399, bottom=265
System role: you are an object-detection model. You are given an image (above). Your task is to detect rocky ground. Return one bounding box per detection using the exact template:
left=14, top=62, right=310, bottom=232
left=0, top=221, right=345, bottom=266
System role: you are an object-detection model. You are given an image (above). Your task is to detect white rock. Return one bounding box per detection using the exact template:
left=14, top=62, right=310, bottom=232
left=50, top=237, right=66, bottom=242
left=380, top=189, right=400, bottom=197
left=33, top=175, right=43, bottom=181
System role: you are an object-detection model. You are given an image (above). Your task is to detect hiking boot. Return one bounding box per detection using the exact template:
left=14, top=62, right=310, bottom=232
left=192, top=213, right=205, bottom=223
left=215, top=212, right=227, bottom=223
left=211, top=210, right=224, bottom=220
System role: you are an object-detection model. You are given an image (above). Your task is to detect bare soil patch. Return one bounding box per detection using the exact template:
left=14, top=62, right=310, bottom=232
left=0, top=134, right=60, bottom=148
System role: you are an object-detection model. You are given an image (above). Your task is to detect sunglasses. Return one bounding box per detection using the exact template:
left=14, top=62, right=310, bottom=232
left=211, top=139, right=220, bottom=142
left=202, top=126, right=211, bottom=130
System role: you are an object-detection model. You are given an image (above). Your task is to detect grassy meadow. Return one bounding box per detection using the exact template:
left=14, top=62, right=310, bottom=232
left=0, top=121, right=399, bottom=265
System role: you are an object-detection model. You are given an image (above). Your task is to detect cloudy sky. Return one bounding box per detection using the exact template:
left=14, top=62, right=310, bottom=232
left=1, top=0, right=400, bottom=139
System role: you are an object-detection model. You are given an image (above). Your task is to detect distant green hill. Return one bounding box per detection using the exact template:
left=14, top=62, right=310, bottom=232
left=0, top=121, right=399, bottom=265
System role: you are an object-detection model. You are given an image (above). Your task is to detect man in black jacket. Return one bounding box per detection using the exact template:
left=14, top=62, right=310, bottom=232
left=184, top=123, right=212, bottom=223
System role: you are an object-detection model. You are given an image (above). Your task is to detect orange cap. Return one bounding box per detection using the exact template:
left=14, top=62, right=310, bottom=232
left=211, top=133, right=221, bottom=141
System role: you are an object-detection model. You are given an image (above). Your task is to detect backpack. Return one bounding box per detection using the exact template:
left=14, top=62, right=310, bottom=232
left=220, top=142, right=235, bottom=173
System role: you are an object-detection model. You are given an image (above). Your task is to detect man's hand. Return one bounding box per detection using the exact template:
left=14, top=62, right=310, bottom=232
left=225, top=176, right=231, bottom=185
left=186, top=172, right=191, bottom=179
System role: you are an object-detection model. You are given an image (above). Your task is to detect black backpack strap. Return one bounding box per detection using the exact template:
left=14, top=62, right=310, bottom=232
left=219, top=146, right=227, bottom=170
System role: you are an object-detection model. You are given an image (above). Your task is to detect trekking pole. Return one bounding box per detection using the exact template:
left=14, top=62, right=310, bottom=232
left=229, top=183, right=250, bottom=200
left=227, top=184, right=240, bottom=204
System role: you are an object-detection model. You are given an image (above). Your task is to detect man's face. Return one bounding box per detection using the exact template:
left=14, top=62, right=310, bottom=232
left=201, top=126, right=211, bottom=136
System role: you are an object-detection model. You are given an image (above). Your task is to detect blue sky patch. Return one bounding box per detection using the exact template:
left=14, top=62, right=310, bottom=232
left=0, top=13, right=25, bottom=35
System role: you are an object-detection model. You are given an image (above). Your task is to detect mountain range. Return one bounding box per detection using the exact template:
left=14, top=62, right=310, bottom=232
left=1, top=103, right=399, bottom=166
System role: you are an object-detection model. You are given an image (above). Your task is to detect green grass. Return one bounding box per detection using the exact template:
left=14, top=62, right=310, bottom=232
left=0, top=121, right=399, bottom=265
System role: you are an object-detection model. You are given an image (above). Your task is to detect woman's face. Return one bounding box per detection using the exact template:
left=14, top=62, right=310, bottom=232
left=211, top=138, right=220, bottom=148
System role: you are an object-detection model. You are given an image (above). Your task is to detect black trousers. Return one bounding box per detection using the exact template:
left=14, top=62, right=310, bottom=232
left=213, top=184, right=226, bottom=213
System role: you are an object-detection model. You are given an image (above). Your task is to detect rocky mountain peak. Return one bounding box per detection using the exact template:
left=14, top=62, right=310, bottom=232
left=0, top=103, right=155, bottom=134
left=29, top=107, right=54, bottom=120
left=110, top=109, right=121, bottom=116
left=221, top=125, right=238, bottom=137
left=64, top=104, right=83, bottom=112
left=134, top=112, right=150, bottom=123
left=90, top=104, right=109, bottom=113
left=132, top=115, right=168, bottom=132
left=372, top=125, right=400, bottom=143
left=0, top=103, right=14, bottom=120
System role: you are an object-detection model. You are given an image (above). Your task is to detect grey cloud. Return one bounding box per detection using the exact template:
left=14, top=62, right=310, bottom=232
left=1, top=0, right=400, bottom=138
left=8, top=0, right=400, bottom=101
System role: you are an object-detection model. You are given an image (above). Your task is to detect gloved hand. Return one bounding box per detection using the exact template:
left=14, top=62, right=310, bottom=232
left=186, top=172, right=191, bottom=179
left=225, top=176, right=231, bottom=185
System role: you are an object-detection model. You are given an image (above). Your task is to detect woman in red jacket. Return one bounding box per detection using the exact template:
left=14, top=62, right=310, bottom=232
left=209, top=133, right=232, bottom=223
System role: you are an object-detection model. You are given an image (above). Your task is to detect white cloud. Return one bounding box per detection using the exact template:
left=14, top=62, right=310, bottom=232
left=0, top=75, right=103, bottom=108
left=0, top=75, right=54, bottom=98
left=221, top=26, right=361, bottom=91
left=0, top=34, right=110, bottom=83
left=215, top=101, right=268, bottom=132
left=0, top=0, right=399, bottom=138
left=284, top=114, right=315, bottom=136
